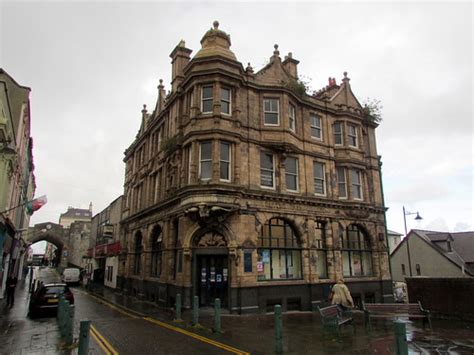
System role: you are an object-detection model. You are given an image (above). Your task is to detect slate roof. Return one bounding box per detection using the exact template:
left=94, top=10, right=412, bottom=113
left=412, top=229, right=474, bottom=276
left=60, top=208, right=92, bottom=219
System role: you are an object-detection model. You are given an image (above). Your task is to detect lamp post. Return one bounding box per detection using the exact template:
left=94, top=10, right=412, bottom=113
left=403, top=206, right=422, bottom=276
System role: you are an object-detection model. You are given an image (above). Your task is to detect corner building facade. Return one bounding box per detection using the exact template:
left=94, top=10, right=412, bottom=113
left=119, top=22, right=391, bottom=313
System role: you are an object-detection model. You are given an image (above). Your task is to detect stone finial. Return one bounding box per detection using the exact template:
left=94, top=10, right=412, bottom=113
left=213, top=20, right=219, bottom=30
left=246, top=62, right=254, bottom=73
left=178, top=39, right=186, bottom=47
left=158, top=79, right=164, bottom=88
left=273, top=44, right=280, bottom=56
left=342, top=71, right=350, bottom=84
left=141, top=104, right=147, bottom=113
left=288, top=52, right=293, bottom=58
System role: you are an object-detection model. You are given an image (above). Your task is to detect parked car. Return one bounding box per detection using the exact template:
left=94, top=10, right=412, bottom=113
left=28, top=283, right=74, bottom=317
left=61, top=268, right=81, bottom=285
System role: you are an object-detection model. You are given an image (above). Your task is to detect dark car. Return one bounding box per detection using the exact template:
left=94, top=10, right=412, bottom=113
left=28, top=283, right=74, bottom=317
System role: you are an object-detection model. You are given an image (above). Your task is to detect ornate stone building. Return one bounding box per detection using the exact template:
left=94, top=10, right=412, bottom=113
left=119, top=22, right=391, bottom=313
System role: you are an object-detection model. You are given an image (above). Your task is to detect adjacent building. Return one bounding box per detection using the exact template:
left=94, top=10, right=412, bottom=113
left=0, top=69, right=35, bottom=297
left=391, top=229, right=474, bottom=282
left=86, top=196, right=122, bottom=288
left=59, top=204, right=93, bottom=228
left=387, top=229, right=403, bottom=254
left=119, top=22, right=390, bottom=312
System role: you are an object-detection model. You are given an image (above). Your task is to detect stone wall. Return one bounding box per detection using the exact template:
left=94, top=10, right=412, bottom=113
left=407, top=277, right=474, bottom=321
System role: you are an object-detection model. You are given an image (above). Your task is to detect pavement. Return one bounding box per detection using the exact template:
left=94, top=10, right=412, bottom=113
left=87, top=283, right=474, bottom=354
left=0, top=269, right=103, bottom=355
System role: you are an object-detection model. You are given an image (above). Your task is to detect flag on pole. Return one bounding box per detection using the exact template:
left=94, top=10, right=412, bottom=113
left=26, top=195, right=48, bottom=215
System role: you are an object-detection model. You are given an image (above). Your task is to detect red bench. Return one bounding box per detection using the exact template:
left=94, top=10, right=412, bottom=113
left=362, top=301, right=432, bottom=330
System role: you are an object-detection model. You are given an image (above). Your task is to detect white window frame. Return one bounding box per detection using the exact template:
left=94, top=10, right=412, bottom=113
left=219, top=141, right=231, bottom=182
left=201, top=85, right=213, bottom=114
left=260, top=152, right=275, bottom=189
left=263, top=98, right=280, bottom=126
left=199, top=141, right=212, bottom=181
left=334, top=122, right=343, bottom=146
left=337, top=167, right=347, bottom=199
left=289, top=104, right=296, bottom=132
left=285, top=157, right=299, bottom=192
left=313, top=161, right=326, bottom=196
left=310, top=113, right=322, bottom=140
left=350, top=169, right=363, bottom=200
left=348, top=124, right=358, bottom=148
left=220, top=87, right=231, bottom=115
left=187, top=145, right=192, bottom=184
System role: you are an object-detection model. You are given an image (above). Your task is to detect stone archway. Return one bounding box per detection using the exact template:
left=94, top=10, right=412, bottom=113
left=27, top=222, right=67, bottom=268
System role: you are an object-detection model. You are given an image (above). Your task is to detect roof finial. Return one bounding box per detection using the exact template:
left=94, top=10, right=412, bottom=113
left=246, top=62, right=254, bottom=73
left=213, top=20, right=219, bottom=30
left=342, top=71, right=350, bottom=84
left=142, top=104, right=147, bottom=113
left=158, top=79, right=164, bottom=87
left=273, top=44, right=280, bottom=56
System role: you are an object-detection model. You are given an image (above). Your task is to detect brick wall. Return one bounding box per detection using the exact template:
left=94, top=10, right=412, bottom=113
left=407, top=277, right=474, bottom=321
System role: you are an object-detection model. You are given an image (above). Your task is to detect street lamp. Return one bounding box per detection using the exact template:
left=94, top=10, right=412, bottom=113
left=403, top=206, right=422, bottom=277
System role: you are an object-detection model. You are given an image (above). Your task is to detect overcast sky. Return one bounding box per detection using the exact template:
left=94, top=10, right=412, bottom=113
left=1, top=1, right=472, bottom=253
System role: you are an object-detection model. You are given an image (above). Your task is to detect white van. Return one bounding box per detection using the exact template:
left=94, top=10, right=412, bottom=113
left=61, top=268, right=81, bottom=285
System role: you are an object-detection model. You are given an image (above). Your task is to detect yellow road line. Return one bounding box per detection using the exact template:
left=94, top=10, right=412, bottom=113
left=143, top=316, right=250, bottom=355
left=86, top=291, right=249, bottom=354
left=90, top=324, right=119, bottom=355
left=87, top=293, right=140, bottom=319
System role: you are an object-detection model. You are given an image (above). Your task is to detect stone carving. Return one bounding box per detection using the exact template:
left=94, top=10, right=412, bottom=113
left=196, top=233, right=227, bottom=247
left=343, top=209, right=370, bottom=219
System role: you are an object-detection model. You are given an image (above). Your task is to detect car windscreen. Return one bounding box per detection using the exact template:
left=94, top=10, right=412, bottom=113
left=44, top=286, right=67, bottom=295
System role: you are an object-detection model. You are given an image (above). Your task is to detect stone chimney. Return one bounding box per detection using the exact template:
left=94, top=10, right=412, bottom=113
left=169, top=40, right=192, bottom=92
left=282, top=52, right=299, bottom=79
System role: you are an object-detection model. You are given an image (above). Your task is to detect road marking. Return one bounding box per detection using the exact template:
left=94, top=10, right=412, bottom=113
left=85, top=291, right=249, bottom=354
left=90, top=324, right=119, bottom=355
left=86, top=293, right=140, bottom=319
left=143, top=316, right=250, bottom=355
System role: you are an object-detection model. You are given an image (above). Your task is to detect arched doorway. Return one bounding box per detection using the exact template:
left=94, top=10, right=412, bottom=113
left=192, top=231, right=229, bottom=307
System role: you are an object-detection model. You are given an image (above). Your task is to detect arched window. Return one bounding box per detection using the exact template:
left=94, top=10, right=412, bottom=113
left=342, top=224, right=373, bottom=277
left=133, top=231, right=143, bottom=275
left=258, top=218, right=302, bottom=280
left=315, top=221, right=328, bottom=279
left=150, top=226, right=162, bottom=277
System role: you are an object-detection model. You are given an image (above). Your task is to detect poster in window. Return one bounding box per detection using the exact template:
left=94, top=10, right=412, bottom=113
left=257, top=261, right=264, bottom=272
left=210, top=267, right=216, bottom=282
left=223, top=268, right=228, bottom=281
left=216, top=274, right=222, bottom=283
left=262, top=250, right=270, bottom=263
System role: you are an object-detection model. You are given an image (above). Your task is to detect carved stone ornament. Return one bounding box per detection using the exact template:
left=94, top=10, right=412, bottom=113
left=196, top=233, right=227, bottom=247
left=343, top=209, right=370, bottom=219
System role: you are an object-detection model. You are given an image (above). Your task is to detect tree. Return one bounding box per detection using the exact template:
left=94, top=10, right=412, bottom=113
left=362, top=98, right=383, bottom=123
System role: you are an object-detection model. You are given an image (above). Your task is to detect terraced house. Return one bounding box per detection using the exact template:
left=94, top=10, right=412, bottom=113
left=119, top=22, right=391, bottom=313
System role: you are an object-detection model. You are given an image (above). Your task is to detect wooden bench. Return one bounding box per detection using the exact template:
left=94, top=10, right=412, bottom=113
left=317, top=304, right=355, bottom=336
left=362, top=301, right=432, bottom=330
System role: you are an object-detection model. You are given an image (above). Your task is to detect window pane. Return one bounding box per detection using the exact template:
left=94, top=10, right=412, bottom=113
left=261, top=153, right=273, bottom=169
left=221, top=101, right=230, bottom=114
left=220, top=142, right=230, bottom=160
left=200, top=161, right=212, bottom=179
left=244, top=251, right=252, bottom=273
left=352, top=252, right=362, bottom=276
left=362, top=252, right=373, bottom=276
left=342, top=251, right=351, bottom=276
left=261, top=171, right=273, bottom=187
left=286, top=157, right=297, bottom=173
left=288, top=250, right=302, bottom=279
left=220, top=88, right=230, bottom=101
left=200, top=142, right=212, bottom=159
left=334, top=122, right=343, bottom=144
left=220, top=162, right=229, bottom=180
left=260, top=153, right=274, bottom=187
left=270, top=99, right=278, bottom=111
left=202, top=86, right=213, bottom=99
left=286, top=174, right=297, bottom=191
left=258, top=249, right=271, bottom=280
left=337, top=167, right=347, bottom=198
left=272, top=249, right=286, bottom=279
left=264, top=112, right=279, bottom=125
left=264, top=99, right=271, bottom=111
left=202, top=100, right=213, bottom=113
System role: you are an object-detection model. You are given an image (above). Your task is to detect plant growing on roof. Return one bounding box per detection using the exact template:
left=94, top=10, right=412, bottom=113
left=362, top=97, right=383, bottom=123
left=283, top=75, right=312, bottom=98
left=161, top=134, right=182, bottom=156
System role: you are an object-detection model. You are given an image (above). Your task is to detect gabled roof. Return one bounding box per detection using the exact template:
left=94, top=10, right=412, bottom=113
left=401, top=229, right=474, bottom=276
left=60, top=208, right=92, bottom=219
left=254, top=45, right=295, bottom=87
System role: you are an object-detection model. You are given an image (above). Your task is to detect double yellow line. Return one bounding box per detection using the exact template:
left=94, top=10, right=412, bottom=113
left=87, top=293, right=249, bottom=354
left=90, top=324, right=118, bottom=355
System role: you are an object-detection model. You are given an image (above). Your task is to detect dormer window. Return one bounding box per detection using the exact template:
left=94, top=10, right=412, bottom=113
left=201, top=86, right=213, bottom=114
left=220, top=88, right=231, bottom=115
left=263, top=99, right=279, bottom=126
